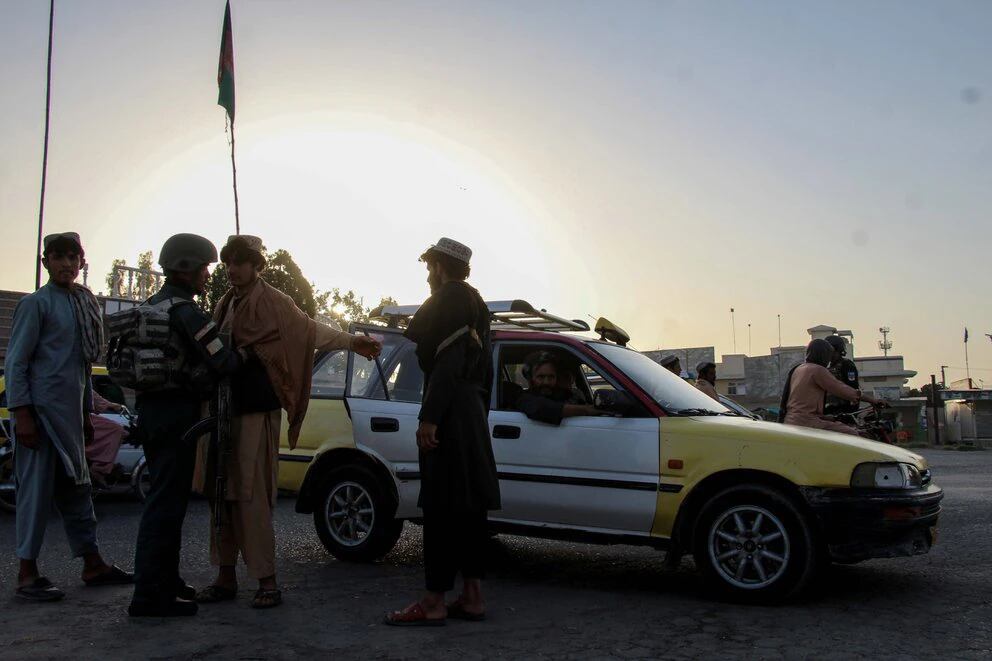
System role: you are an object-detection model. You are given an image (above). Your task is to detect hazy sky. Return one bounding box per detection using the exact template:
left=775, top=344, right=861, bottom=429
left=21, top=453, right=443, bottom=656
left=2, top=0, right=990, bottom=386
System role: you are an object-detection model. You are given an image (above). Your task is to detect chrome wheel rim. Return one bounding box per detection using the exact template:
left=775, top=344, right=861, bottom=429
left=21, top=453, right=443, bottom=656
left=325, top=481, right=375, bottom=548
left=709, top=505, right=790, bottom=590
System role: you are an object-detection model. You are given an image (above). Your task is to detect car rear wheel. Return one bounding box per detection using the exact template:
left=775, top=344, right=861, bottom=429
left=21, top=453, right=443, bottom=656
left=314, top=466, right=403, bottom=562
left=694, top=484, right=819, bottom=602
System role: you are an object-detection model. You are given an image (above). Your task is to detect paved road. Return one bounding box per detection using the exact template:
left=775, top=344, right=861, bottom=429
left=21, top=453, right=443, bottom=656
left=1, top=449, right=990, bottom=660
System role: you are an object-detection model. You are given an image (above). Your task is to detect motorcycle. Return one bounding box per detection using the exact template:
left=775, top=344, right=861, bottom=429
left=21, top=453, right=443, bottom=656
left=0, top=407, right=149, bottom=514
left=831, top=404, right=896, bottom=443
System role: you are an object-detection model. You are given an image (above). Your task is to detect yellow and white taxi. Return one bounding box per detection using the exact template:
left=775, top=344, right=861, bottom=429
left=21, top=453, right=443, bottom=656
left=279, top=301, right=941, bottom=601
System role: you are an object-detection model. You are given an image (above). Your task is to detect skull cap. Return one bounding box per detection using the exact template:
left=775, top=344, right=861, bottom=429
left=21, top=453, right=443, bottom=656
left=422, top=237, right=472, bottom=264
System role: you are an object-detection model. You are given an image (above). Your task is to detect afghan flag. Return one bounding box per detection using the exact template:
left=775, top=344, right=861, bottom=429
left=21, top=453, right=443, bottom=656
left=217, top=1, right=235, bottom=122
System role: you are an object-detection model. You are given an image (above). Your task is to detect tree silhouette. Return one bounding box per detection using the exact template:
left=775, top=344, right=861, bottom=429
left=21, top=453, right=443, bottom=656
left=199, top=248, right=393, bottom=326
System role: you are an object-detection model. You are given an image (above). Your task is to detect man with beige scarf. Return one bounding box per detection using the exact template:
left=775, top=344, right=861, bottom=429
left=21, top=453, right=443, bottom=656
left=194, top=235, right=380, bottom=609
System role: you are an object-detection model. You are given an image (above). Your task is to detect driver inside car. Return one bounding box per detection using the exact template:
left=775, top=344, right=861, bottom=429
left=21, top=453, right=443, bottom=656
left=515, top=351, right=598, bottom=425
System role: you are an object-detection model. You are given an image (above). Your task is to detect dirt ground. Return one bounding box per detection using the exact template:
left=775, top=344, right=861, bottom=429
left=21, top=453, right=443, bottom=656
left=1, top=449, right=990, bottom=660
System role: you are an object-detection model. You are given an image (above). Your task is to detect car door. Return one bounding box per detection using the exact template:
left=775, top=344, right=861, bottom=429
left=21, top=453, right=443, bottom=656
left=276, top=348, right=353, bottom=491
left=345, top=324, right=425, bottom=518
left=490, top=342, right=660, bottom=536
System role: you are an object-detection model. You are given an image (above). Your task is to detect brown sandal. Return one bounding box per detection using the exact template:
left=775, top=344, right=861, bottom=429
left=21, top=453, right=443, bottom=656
left=195, top=585, right=237, bottom=603
left=251, top=588, right=282, bottom=609
left=447, top=600, right=486, bottom=621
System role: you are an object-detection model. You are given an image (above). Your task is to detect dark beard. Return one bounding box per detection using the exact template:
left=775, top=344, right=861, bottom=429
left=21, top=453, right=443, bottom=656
left=428, top=270, right=442, bottom=293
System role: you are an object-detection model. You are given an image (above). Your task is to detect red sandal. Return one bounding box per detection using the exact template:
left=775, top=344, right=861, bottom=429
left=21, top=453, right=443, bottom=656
left=384, top=602, right=446, bottom=627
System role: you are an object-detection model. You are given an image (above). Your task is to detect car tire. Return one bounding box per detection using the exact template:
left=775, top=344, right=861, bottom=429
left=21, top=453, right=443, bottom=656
left=313, top=465, right=403, bottom=563
left=693, top=484, right=819, bottom=603
left=0, top=451, right=15, bottom=514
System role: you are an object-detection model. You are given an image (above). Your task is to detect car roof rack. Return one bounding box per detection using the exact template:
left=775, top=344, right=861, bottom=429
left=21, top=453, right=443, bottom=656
left=370, top=299, right=590, bottom=333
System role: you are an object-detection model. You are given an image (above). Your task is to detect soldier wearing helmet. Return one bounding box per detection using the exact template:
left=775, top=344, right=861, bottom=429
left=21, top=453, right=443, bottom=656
left=824, top=335, right=860, bottom=415
left=129, top=233, right=244, bottom=618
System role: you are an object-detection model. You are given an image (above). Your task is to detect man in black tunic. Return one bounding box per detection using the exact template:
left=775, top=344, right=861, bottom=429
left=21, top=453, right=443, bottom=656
left=385, top=237, right=501, bottom=626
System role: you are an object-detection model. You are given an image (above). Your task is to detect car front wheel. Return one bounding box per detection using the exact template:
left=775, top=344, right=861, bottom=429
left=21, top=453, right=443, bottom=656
left=313, top=466, right=403, bottom=562
left=694, top=484, right=819, bottom=602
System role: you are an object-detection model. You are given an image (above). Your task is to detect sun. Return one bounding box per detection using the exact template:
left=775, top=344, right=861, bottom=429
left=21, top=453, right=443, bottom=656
left=111, top=113, right=563, bottom=308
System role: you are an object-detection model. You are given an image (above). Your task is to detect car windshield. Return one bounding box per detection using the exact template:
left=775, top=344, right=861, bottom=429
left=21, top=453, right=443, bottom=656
left=590, top=343, right=732, bottom=415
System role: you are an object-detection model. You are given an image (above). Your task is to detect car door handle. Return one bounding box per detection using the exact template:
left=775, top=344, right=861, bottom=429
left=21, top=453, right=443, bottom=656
left=371, top=417, right=399, bottom=433
left=492, top=425, right=520, bottom=439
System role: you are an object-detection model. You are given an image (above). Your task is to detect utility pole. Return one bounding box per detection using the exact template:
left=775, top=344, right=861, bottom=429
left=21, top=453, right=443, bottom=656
left=748, top=323, right=752, bottom=356
left=35, top=0, right=56, bottom=290
left=777, top=314, right=782, bottom=348
left=940, top=365, right=948, bottom=388
left=730, top=307, right=737, bottom=353
left=930, top=374, right=941, bottom=446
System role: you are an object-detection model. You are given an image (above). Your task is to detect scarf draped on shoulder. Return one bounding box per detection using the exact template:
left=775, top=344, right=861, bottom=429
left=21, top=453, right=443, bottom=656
left=215, top=278, right=317, bottom=448
left=69, top=284, right=104, bottom=363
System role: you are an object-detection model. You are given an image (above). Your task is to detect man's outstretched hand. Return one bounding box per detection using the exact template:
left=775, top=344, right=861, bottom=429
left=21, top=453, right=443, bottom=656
left=352, top=335, right=383, bottom=360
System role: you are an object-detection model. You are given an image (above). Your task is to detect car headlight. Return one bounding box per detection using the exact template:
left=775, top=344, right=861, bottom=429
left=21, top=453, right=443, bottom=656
left=851, top=462, right=923, bottom=489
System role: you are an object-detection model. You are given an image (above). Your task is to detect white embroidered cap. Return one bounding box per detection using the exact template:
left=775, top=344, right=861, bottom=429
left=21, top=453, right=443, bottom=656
left=424, top=237, right=472, bottom=264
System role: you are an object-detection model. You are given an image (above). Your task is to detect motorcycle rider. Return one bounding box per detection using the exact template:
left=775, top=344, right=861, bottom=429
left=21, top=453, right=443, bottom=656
left=824, top=335, right=860, bottom=415
left=128, top=234, right=244, bottom=617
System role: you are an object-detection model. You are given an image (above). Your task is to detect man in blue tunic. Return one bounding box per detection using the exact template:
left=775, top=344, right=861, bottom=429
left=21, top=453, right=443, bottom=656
left=6, top=232, right=132, bottom=602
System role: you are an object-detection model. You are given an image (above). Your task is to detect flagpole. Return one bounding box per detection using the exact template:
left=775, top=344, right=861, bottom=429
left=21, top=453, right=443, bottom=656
left=229, top=119, right=240, bottom=235
left=965, top=336, right=971, bottom=384
left=35, top=0, right=55, bottom=290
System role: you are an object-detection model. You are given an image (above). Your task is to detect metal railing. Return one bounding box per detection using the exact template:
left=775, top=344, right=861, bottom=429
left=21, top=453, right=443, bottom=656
left=109, top=265, right=164, bottom=301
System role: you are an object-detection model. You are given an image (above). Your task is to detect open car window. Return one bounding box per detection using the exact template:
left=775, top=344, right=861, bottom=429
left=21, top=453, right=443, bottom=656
left=496, top=343, right=646, bottom=417
left=311, top=350, right=348, bottom=399
left=347, top=330, right=424, bottom=404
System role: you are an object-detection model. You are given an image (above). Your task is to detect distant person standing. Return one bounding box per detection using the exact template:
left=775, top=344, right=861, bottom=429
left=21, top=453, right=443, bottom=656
left=660, top=355, right=681, bottom=376
left=695, top=362, right=720, bottom=402
left=6, top=232, right=132, bottom=602
left=386, top=238, right=500, bottom=626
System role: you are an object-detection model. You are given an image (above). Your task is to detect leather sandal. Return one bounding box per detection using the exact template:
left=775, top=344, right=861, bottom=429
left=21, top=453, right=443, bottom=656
left=195, top=585, right=238, bottom=603
left=447, top=600, right=486, bottom=621
left=15, top=577, right=65, bottom=602
left=250, top=588, right=282, bottom=609
left=384, top=602, right=446, bottom=627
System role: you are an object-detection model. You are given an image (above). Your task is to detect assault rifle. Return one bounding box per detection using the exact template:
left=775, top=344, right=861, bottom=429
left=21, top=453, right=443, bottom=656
left=180, top=331, right=233, bottom=534
left=213, top=363, right=232, bottom=533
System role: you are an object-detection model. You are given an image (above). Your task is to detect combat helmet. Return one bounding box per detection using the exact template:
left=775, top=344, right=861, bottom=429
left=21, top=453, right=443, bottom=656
left=158, top=233, right=219, bottom=272
left=824, top=335, right=847, bottom=356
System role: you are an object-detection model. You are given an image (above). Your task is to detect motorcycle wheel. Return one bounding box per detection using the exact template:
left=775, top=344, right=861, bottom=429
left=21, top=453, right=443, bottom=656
left=0, top=452, right=16, bottom=514
left=131, top=457, right=151, bottom=502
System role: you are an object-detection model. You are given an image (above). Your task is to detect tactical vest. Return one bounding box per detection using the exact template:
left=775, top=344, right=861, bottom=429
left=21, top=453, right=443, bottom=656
left=106, top=298, right=193, bottom=391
